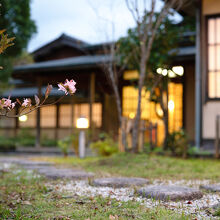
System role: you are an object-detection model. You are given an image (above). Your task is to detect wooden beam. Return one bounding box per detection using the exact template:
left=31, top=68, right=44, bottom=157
left=89, top=73, right=95, bottom=139
left=55, top=104, right=60, bottom=140
left=35, top=79, right=42, bottom=148
left=70, top=96, right=74, bottom=134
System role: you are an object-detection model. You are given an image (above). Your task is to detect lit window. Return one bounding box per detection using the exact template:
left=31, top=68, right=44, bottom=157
left=59, top=103, right=102, bottom=128
left=19, top=109, right=36, bottom=128
left=208, top=17, right=220, bottom=98
left=59, top=104, right=73, bottom=127
left=122, top=83, right=183, bottom=144
left=41, top=105, right=56, bottom=128
left=0, top=109, right=16, bottom=128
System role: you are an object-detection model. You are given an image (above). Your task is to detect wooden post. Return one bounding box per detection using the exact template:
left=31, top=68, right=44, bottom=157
left=70, top=96, right=74, bottom=134
left=55, top=104, right=60, bottom=140
left=14, top=106, right=19, bottom=137
left=35, top=79, right=42, bottom=148
left=215, top=115, right=220, bottom=159
left=89, top=73, right=95, bottom=140
left=138, top=120, right=145, bottom=152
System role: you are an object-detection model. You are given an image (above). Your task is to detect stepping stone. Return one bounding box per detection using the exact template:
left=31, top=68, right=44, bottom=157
left=0, top=158, right=52, bottom=166
left=138, top=185, right=203, bottom=201
left=91, top=177, right=149, bottom=188
left=37, top=167, right=94, bottom=180
left=200, top=184, right=220, bottom=192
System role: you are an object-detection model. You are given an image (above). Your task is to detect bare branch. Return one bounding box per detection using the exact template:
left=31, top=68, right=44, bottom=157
left=1, top=96, right=64, bottom=118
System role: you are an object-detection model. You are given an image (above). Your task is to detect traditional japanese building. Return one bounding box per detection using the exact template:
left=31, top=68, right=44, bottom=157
left=1, top=0, right=219, bottom=150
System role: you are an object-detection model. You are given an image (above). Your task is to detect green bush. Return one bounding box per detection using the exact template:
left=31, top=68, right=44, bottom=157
left=41, top=135, right=57, bottom=147
left=16, top=128, right=35, bottom=146
left=90, top=133, right=118, bottom=156
left=167, top=129, right=188, bottom=158
left=58, top=137, right=70, bottom=157
left=15, top=129, right=58, bottom=147
left=0, top=136, right=16, bottom=151
left=187, top=146, right=212, bottom=157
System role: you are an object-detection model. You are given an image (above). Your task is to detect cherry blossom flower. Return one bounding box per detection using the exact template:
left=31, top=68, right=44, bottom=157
left=0, top=98, right=16, bottom=110
left=22, top=98, right=31, bottom=107
left=58, top=83, right=68, bottom=95
left=58, top=79, right=76, bottom=95
left=11, top=102, right=16, bottom=109
left=64, top=79, right=76, bottom=94
left=3, top=98, right=12, bottom=108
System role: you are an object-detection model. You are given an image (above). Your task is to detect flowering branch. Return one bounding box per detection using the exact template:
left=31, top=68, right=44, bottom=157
left=0, top=79, right=76, bottom=118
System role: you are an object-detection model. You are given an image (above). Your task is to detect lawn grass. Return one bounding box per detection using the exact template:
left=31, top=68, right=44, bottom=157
left=32, top=153, right=220, bottom=181
left=0, top=169, right=192, bottom=219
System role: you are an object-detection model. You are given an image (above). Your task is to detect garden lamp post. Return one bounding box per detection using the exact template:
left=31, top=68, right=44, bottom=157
left=76, top=117, right=89, bottom=158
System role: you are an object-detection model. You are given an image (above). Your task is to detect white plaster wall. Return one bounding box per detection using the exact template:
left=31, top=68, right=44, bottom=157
left=203, top=102, right=220, bottom=139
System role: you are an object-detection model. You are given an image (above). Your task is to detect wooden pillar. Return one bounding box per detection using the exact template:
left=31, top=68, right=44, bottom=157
left=215, top=115, right=220, bottom=159
left=70, top=96, right=74, bottom=134
left=89, top=73, right=95, bottom=139
left=14, top=107, right=19, bottom=137
left=55, top=104, right=60, bottom=140
left=35, top=79, right=42, bottom=148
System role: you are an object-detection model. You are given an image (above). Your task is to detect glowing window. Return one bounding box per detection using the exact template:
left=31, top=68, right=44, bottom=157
left=41, top=105, right=56, bottom=128
left=122, top=83, right=183, bottom=145
left=59, top=103, right=102, bottom=128
left=0, top=109, right=16, bottom=128
left=19, top=109, right=36, bottom=128
left=208, top=17, right=220, bottom=98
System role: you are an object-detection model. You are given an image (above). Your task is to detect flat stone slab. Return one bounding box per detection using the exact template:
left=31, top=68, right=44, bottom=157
left=91, top=177, right=149, bottom=188
left=0, top=158, right=52, bottom=166
left=37, top=167, right=94, bottom=180
left=138, top=185, right=203, bottom=201
left=200, top=184, right=220, bottom=192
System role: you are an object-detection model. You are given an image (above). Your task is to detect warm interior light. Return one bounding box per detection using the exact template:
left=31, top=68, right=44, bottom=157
left=76, top=117, right=89, bottom=129
left=172, top=66, right=184, bottom=76
left=162, top=69, right=168, bottom=76
left=129, top=112, right=135, bottom=119
left=156, top=104, right=163, bottom=117
left=19, top=115, right=28, bottom=122
left=156, top=68, right=162, bottom=74
left=168, top=100, right=175, bottom=112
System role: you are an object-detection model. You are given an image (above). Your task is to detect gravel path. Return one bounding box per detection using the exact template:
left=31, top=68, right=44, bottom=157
left=1, top=157, right=220, bottom=219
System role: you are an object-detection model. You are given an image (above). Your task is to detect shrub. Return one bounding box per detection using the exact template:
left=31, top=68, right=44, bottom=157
left=167, top=129, right=188, bottom=158
left=0, top=136, right=16, bottom=152
left=58, top=137, right=70, bottom=157
left=16, top=128, right=35, bottom=146
left=41, top=135, right=57, bottom=147
left=90, top=133, right=118, bottom=156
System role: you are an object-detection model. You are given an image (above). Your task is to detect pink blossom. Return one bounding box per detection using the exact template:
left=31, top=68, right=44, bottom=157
left=22, top=98, right=31, bottom=107
left=64, top=79, right=76, bottom=94
left=1, top=98, right=16, bottom=110
left=11, top=102, right=16, bottom=109
left=3, top=98, right=12, bottom=108
left=58, top=83, right=68, bottom=95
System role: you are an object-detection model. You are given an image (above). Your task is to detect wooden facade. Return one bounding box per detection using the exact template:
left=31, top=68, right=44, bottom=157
left=0, top=29, right=198, bottom=147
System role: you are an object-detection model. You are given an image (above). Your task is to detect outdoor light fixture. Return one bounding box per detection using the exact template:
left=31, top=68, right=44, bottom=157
left=156, top=68, right=162, bottom=74
left=19, top=115, right=28, bottom=122
left=162, top=69, right=168, bottom=76
left=172, top=66, right=184, bottom=76
left=168, top=70, right=176, bottom=78
left=76, top=117, right=89, bottom=129
left=76, top=117, right=89, bottom=158
left=168, top=100, right=175, bottom=112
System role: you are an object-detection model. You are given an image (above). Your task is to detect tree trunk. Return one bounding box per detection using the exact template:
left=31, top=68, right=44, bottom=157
left=163, top=109, right=169, bottom=150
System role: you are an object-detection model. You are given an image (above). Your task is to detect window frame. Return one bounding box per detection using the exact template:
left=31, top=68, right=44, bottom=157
left=206, top=14, right=220, bottom=100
